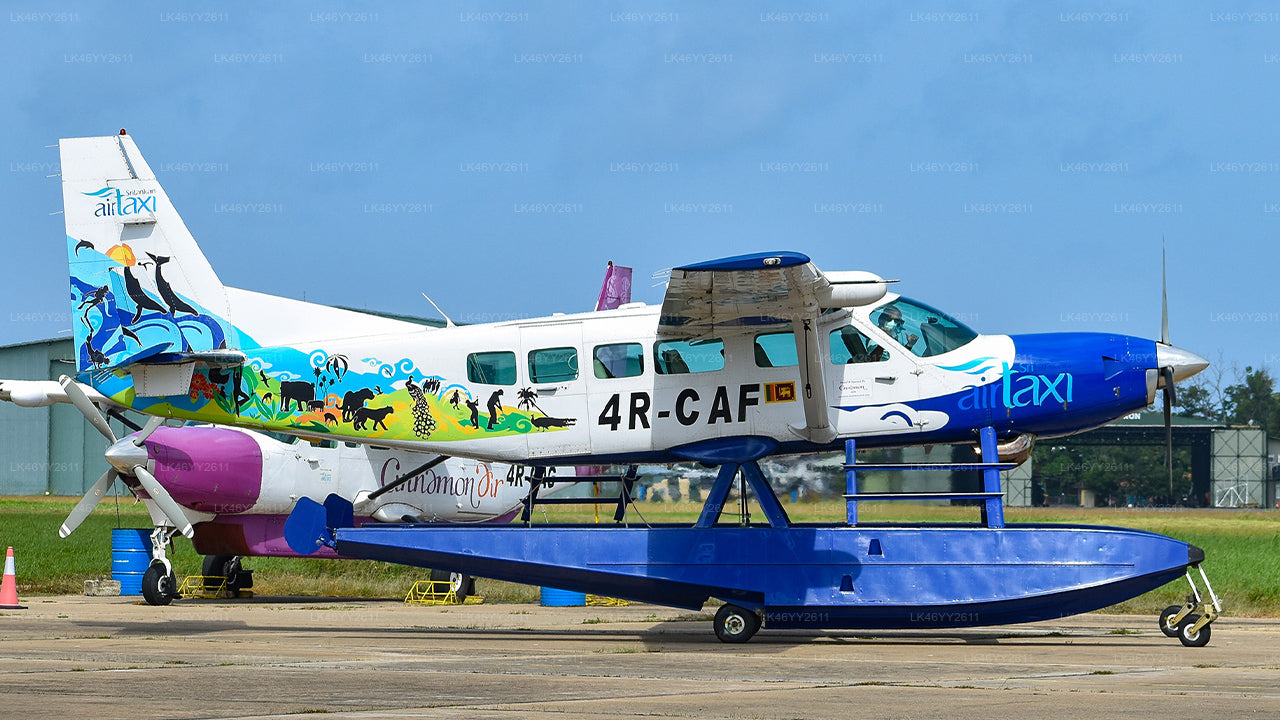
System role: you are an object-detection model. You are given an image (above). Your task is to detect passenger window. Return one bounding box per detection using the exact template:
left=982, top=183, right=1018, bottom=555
left=529, top=347, right=578, bottom=383
left=593, top=343, right=644, bottom=379
left=655, top=338, right=724, bottom=374
left=467, top=351, right=517, bottom=385
left=830, top=325, right=888, bottom=364
left=753, top=332, right=798, bottom=368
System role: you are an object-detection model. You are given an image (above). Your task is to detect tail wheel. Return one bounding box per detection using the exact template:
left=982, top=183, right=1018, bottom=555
left=430, top=569, right=472, bottom=603
left=141, top=563, right=176, bottom=606
left=1158, top=604, right=1184, bottom=638
left=1177, top=615, right=1212, bottom=647
left=714, top=604, right=760, bottom=643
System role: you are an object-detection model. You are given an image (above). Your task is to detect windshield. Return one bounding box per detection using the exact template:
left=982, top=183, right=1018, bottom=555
left=869, top=297, right=978, bottom=357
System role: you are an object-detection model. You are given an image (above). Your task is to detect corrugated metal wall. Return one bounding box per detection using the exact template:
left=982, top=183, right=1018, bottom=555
left=1212, top=427, right=1267, bottom=507
left=0, top=338, right=108, bottom=496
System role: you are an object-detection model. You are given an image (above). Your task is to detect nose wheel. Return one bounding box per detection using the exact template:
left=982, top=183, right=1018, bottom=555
left=141, top=526, right=178, bottom=606
left=1176, top=614, right=1211, bottom=647
left=141, top=562, right=177, bottom=606
left=1158, top=565, right=1221, bottom=647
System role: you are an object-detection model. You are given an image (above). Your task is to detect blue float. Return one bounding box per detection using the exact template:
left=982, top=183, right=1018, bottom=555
left=286, top=428, right=1216, bottom=643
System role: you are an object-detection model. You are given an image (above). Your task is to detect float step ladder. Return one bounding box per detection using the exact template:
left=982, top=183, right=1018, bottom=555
left=843, top=426, right=1015, bottom=527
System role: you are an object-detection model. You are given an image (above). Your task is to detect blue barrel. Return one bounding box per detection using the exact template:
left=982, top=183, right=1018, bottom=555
left=111, top=529, right=152, bottom=596
left=540, top=587, right=586, bottom=607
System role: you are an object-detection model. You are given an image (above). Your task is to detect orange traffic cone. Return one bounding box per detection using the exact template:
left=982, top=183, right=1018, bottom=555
left=1, top=546, right=26, bottom=609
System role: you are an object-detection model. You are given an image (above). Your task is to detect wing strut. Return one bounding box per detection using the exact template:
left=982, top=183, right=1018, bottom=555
left=789, top=306, right=835, bottom=443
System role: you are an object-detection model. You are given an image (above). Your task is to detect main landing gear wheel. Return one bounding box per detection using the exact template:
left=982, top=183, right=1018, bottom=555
left=203, top=555, right=252, bottom=595
left=714, top=604, right=760, bottom=643
left=202, top=555, right=232, bottom=591
left=1177, top=614, right=1212, bottom=647
left=141, top=563, right=177, bottom=606
left=1159, top=604, right=1184, bottom=638
left=431, top=569, right=473, bottom=602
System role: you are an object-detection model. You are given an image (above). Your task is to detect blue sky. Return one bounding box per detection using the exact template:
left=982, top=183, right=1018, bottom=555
left=2, top=2, right=1277, bottom=391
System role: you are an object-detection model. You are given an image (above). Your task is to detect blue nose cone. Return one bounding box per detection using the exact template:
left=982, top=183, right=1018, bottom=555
left=1002, top=332, right=1165, bottom=436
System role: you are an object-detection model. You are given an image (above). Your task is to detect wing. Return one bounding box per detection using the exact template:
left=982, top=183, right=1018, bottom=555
left=657, top=252, right=821, bottom=336
left=656, top=251, right=889, bottom=443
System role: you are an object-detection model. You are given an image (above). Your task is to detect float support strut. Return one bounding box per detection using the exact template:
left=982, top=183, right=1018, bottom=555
left=979, top=426, right=1005, bottom=529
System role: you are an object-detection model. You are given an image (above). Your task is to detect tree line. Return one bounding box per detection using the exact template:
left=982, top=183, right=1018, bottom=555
left=1032, top=358, right=1276, bottom=506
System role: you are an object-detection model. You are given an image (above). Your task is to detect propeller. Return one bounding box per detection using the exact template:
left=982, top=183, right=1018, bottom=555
left=57, top=376, right=195, bottom=538
left=1157, top=242, right=1176, bottom=500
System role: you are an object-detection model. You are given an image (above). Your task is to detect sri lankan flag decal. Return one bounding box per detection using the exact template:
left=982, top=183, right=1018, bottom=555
left=765, top=381, right=796, bottom=403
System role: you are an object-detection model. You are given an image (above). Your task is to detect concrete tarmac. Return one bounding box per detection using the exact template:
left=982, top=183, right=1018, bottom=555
left=0, top=595, right=1277, bottom=719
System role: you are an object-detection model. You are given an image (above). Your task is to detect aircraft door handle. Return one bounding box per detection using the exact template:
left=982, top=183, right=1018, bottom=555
left=875, top=376, right=896, bottom=384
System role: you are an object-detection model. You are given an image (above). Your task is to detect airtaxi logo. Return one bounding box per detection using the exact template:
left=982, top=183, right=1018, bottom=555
left=84, top=187, right=158, bottom=217
left=959, top=362, right=1074, bottom=410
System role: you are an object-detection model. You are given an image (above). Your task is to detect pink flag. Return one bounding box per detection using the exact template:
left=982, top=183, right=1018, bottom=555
left=595, top=262, right=633, bottom=311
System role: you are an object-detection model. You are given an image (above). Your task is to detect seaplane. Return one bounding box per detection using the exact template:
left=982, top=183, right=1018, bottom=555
left=18, top=132, right=1221, bottom=643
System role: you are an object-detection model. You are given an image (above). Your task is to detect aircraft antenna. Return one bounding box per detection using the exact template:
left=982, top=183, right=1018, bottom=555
left=421, top=293, right=456, bottom=328
left=1161, top=238, right=1169, bottom=345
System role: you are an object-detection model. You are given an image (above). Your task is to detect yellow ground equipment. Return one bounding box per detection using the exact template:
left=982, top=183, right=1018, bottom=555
left=177, top=575, right=253, bottom=600
left=404, top=579, right=483, bottom=605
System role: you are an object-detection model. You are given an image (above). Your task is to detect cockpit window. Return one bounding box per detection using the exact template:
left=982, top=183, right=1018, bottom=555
left=869, top=297, right=978, bottom=357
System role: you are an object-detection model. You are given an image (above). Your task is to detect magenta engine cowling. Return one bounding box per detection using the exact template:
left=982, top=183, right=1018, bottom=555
left=145, top=426, right=264, bottom=514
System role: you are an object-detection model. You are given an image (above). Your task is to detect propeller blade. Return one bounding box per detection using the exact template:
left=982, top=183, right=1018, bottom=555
left=59, top=375, right=117, bottom=444
left=132, top=465, right=195, bottom=539
left=135, top=415, right=166, bottom=445
left=1161, top=240, right=1170, bottom=345
left=59, top=468, right=118, bottom=538
left=1161, top=366, right=1175, bottom=498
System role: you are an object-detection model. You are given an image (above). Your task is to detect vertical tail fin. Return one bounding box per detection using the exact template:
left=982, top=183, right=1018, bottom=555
left=61, top=132, right=238, bottom=373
